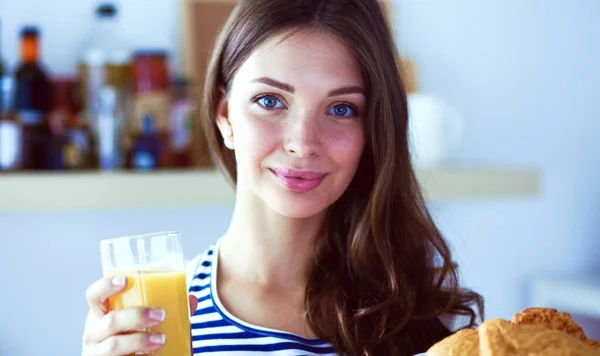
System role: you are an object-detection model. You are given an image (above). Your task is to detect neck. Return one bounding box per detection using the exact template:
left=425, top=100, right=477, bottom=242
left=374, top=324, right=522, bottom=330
left=219, top=190, right=326, bottom=291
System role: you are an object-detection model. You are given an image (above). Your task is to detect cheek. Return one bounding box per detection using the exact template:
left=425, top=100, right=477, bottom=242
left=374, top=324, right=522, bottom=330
left=233, top=108, right=280, bottom=160
left=325, top=125, right=365, bottom=169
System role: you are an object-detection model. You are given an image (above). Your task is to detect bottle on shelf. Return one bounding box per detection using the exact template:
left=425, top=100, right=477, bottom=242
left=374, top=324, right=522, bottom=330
left=78, top=2, right=132, bottom=165
left=0, top=20, right=22, bottom=172
left=132, top=114, right=162, bottom=171
left=51, top=77, right=93, bottom=170
left=97, top=86, right=123, bottom=170
left=168, top=77, right=195, bottom=168
left=0, top=75, right=22, bottom=171
left=47, top=77, right=69, bottom=170
left=14, top=26, right=53, bottom=170
left=128, top=50, right=171, bottom=168
left=0, top=20, right=5, bottom=81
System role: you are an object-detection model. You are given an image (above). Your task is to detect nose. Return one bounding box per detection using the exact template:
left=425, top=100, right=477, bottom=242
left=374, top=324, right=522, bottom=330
left=283, top=112, right=320, bottom=158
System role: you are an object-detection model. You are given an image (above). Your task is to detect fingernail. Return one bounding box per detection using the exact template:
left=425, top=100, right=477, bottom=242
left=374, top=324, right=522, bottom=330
left=112, top=276, right=126, bottom=286
left=149, top=333, right=166, bottom=345
left=149, top=308, right=165, bottom=321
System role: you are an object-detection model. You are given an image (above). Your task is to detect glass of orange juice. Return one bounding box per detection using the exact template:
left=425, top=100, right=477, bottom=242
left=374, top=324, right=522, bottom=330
left=100, top=231, right=191, bottom=356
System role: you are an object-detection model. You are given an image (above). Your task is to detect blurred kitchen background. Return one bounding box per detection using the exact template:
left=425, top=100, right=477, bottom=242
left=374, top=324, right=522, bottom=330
left=0, top=0, right=599, bottom=354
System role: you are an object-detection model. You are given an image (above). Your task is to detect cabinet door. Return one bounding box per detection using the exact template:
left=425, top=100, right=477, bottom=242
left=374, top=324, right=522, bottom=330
left=180, top=0, right=415, bottom=94
left=181, top=0, right=238, bottom=94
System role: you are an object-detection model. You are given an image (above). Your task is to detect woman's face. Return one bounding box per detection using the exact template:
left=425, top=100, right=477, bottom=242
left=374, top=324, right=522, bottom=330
left=217, top=29, right=366, bottom=218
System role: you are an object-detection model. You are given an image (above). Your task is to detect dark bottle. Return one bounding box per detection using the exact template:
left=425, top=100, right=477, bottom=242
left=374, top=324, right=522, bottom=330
left=132, top=114, right=161, bottom=171
left=14, top=26, right=53, bottom=170
left=47, top=77, right=68, bottom=170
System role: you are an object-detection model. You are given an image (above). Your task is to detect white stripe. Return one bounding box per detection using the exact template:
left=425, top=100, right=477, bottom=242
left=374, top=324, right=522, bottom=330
left=190, top=276, right=211, bottom=288
left=194, top=265, right=213, bottom=275
left=191, top=311, right=223, bottom=323
left=192, top=325, right=242, bottom=336
left=192, top=287, right=211, bottom=299
left=196, top=336, right=331, bottom=348
left=196, top=298, right=214, bottom=311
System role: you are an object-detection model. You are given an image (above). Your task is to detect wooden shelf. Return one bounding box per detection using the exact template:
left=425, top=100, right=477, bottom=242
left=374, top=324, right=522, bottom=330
left=416, top=166, right=540, bottom=201
left=0, top=166, right=540, bottom=212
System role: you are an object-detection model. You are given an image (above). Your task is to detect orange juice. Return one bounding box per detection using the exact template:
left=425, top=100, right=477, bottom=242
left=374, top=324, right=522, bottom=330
left=106, top=269, right=191, bottom=356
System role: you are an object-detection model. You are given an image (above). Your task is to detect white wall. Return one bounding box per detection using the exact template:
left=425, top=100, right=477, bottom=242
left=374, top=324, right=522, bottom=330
left=1, top=0, right=599, bottom=354
left=392, top=0, right=600, bottom=320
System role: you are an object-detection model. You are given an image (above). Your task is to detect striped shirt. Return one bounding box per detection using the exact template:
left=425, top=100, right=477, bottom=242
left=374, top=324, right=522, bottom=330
left=186, top=240, right=337, bottom=355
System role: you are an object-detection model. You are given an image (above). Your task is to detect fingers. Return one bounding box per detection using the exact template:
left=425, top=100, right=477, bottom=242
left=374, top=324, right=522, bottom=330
left=86, top=276, right=127, bottom=319
left=84, top=307, right=165, bottom=345
left=85, top=332, right=166, bottom=356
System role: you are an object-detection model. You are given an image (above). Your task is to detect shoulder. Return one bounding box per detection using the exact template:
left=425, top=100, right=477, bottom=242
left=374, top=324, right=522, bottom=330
left=185, top=244, right=217, bottom=288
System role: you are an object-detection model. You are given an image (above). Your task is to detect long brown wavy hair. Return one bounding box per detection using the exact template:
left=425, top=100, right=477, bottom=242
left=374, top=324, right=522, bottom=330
left=200, top=0, right=484, bottom=354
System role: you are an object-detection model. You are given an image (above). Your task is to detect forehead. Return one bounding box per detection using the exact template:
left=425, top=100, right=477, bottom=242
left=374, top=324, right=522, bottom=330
left=233, top=28, right=364, bottom=88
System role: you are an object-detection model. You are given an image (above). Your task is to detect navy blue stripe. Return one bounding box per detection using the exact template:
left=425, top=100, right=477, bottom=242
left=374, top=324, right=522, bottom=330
left=197, top=294, right=211, bottom=303
left=192, top=332, right=264, bottom=341
left=192, top=319, right=231, bottom=329
left=194, top=342, right=335, bottom=353
left=194, top=306, right=217, bottom=316
left=194, top=272, right=210, bottom=280
left=210, top=292, right=328, bottom=346
left=201, top=260, right=211, bottom=267
left=189, top=284, right=211, bottom=292
left=207, top=249, right=214, bottom=255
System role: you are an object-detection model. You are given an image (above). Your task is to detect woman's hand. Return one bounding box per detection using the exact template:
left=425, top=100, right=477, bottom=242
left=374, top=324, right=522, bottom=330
left=81, top=276, right=198, bottom=356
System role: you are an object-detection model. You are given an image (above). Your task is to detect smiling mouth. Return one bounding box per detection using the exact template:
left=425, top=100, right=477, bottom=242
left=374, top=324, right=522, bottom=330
left=269, top=168, right=327, bottom=192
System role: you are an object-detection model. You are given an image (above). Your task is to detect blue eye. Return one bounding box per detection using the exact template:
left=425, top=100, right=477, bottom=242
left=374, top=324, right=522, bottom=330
left=257, top=95, right=284, bottom=109
left=328, top=104, right=357, bottom=117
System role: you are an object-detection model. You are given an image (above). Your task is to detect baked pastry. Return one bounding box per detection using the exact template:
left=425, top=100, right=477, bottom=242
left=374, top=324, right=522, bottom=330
left=426, top=328, right=479, bottom=355
left=513, top=307, right=600, bottom=351
left=512, top=307, right=586, bottom=340
left=426, top=307, right=600, bottom=356
left=479, top=318, right=596, bottom=356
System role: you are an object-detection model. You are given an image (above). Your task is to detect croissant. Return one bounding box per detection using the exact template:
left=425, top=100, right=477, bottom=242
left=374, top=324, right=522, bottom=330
left=427, top=307, right=600, bottom=355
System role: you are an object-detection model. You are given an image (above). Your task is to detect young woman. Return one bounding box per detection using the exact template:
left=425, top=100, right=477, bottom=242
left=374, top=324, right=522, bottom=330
left=82, top=0, right=483, bottom=355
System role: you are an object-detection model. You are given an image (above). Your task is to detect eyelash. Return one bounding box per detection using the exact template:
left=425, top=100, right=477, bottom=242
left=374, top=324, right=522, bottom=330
left=331, top=102, right=360, bottom=117
left=251, top=94, right=360, bottom=117
left=251, top=94, right=285, bottom=109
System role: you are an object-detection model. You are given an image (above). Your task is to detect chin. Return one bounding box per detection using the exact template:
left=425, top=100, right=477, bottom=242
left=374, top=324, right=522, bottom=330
left=263, top=192, right=332, bottom=219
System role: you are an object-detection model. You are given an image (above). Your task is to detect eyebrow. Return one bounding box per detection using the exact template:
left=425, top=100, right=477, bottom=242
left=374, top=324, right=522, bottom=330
left=327, top=86, right=365, bottom=97
left=249, top=77, right=365, bottom=97
left=250, top=77, right=295, bottom=93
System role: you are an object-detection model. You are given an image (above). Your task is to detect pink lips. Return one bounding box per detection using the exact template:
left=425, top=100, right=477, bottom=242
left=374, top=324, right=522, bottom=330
left=270, top=168, right=327, bottom=192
